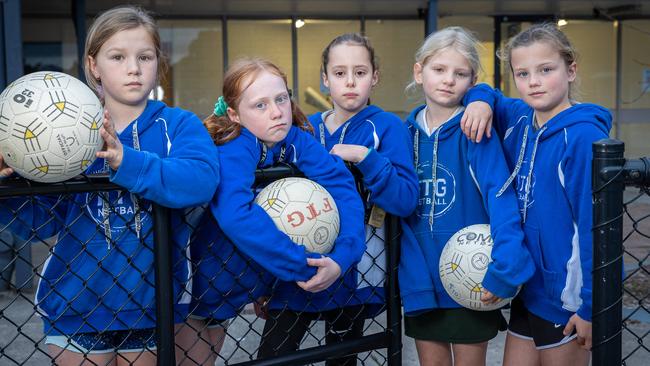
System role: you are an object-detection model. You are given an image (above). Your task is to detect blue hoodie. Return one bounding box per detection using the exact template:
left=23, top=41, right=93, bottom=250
left=189, top=209, right=273, bottom=320
left=0, top=100, right=220, bottom=335
left=204, top=125, right=365, bottom=313
left=400, top=104, right=535, bottom=315
left=465, top=84, right=612, bottom=324
left=308, top=105, right=418, bottom=315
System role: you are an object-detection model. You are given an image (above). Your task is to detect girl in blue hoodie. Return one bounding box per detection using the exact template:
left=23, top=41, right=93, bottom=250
left=186, top=58, right=365, bottom=365
left=461, top=23, right=611, bottom=366
left=400, top=27, right=535, bottom=366
left=257, top=33, right=419, bottom=366
left=0, top=6, right=220, bottom=365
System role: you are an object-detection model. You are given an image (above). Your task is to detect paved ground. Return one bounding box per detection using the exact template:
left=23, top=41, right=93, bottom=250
left=1, top=291, right=648, bottom=366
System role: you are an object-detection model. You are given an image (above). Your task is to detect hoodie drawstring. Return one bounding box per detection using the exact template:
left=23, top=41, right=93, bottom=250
left=429, top=128, right=441, bottom=232
left=495, top=123, right=547, bottom=223
left=102, top=121, right=142, bottom=249
left=521, top=125, right=546, bottom=222
left=496, top=124, right=530, bottom=198
left=414, top=127, right=441, bottom=232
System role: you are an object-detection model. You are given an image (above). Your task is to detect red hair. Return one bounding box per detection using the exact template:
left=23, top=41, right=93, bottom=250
left=203, top=58, right=312, bottom=145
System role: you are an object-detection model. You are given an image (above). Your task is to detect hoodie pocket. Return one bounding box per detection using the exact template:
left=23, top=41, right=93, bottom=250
left=524, top=225, right=561, bottom=299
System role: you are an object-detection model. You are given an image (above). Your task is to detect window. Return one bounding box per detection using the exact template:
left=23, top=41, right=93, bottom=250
left=296, top=19, right=360, bottom=115
left=159, top=20, right=223, bottom=118
left=366, top=19, right=424, bottom=117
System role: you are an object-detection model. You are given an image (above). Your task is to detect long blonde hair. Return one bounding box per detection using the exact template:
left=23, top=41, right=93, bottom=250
left=406, top=26, right=482, bottom=95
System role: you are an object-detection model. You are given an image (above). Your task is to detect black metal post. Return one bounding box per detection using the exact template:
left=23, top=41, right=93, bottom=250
left=385, top=215, right=402, bottom=366
left=425, top=0, right=438, bottom=36
left=2, top=0, right=22, bottom=84
left=153, top=203, right=175, bottom=366
left=72, top=0, right=86, bottom=82
left=493, top=16, right=502, bottom=89
left=0, top=1, right=5, bottom=89
left=592, top=138, right=625, bottom=366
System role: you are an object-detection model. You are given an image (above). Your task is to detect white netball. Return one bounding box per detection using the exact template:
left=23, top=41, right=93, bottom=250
left=255, top=177, right=340, bottom=254
left=439, top=224, right=516, bottom=311
left=0, top=71, right=103, bottom=183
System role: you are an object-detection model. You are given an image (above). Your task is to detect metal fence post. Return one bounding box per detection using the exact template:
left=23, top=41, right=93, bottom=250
left=153, top=203, right=175, bottom=366
left=385, top=215, right=402, bottom=366
left=592, top=138, right=625, bottom=366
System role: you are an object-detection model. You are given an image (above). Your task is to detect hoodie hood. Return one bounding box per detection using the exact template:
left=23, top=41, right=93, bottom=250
left=535, top=103, right=612, bottom=140
left=405, top=104, right=464, bottom=140
left=313, top=104, right=386, bottom=150
left=131, top=100, right=167, bottom=135
left=338, top=104, right=384, bottom=128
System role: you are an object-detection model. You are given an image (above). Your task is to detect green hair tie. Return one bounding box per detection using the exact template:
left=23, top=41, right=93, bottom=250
left=214, top=96, right=228, bottom=117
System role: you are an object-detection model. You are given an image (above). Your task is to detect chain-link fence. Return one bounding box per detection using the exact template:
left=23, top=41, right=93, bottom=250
left=0, top=166, right=401, bottom=366
left=593, top=139, right=650, bottom=366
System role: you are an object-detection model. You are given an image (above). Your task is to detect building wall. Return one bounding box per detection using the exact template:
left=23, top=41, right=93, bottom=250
left=17, top=14, right=650, bottom=156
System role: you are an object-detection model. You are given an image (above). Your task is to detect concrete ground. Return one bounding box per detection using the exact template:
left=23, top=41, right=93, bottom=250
left=1, top=290, right=648, bottom=366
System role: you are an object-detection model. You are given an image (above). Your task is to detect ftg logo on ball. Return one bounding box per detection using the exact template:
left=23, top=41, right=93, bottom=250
left=255, top=177, right=340, bottom=254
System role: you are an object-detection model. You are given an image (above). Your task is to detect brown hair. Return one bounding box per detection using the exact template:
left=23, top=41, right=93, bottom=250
left=321, top=33, right=379, bottom=74
left=84, top=5, right=167, bottom=96
left=498, top=23, right=579, bottom=100
left=204, top=58, right=313, bottom=145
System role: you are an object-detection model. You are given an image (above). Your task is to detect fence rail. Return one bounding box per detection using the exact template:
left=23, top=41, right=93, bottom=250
left=0, top=166, right=402, bottom=366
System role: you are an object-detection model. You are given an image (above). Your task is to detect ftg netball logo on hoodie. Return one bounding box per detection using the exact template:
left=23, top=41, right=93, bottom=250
left=417, top=161, right=456, bottom=219
left=85, top=192, right=151, bottom=232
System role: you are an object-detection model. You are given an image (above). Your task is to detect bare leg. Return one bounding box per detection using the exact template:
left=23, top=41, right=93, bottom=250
left=175, top=319, right=227, bottom=365
left=502, top=332, right=541, bottom=366
left=414, top=339, right=452, bottom=366
left=451, top=341, right=488, bottom=366
left=48, top=345, right=116, bottom=366
left=539, top=339, right=590, bottom=366
left=116, top=349, right=156, bottom=366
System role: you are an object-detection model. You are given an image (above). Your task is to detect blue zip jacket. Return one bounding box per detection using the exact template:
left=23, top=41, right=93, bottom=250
left=465, top=84, right=612, bottom=324
left=308, top=105, right=418, bottom=315
left=0, top=100, right=220, bottom=335
left=189, top=209, right=273, bottom=320
left=400, top=105, right=535, bottom=315
left=207, top=126, right=366, bottom=313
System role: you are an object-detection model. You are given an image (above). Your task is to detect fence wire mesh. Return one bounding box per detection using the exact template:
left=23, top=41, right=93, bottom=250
left=0, top=167, right=400, bottom=366
left=621, top=187, right=650, bottom=365
left=593, top=139, right=650, bottom=366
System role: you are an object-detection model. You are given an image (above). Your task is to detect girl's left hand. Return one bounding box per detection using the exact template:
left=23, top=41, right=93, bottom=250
left=296, top=257, right=342, bottom=293
left=480, top=289, right=502, bottom=305
left=96, top=111, right=124, bottom=171
left=329, top=144, right=368, bottom=163
left=563, top=313, right=592, bottom=350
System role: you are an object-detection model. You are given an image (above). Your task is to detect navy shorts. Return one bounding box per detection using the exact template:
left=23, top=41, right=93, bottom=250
left=45, top=328, right=156, bottom=354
